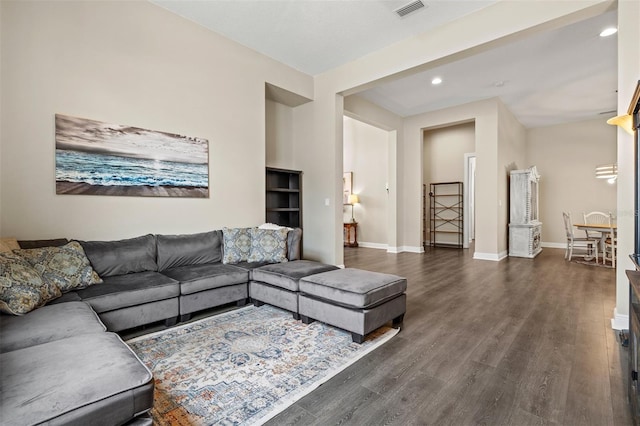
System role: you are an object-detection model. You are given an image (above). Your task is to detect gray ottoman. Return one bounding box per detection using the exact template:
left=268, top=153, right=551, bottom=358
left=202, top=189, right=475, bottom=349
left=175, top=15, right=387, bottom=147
left=249, top=260, right=339, bottom=319
left=298, top=268, right=407, bottom=343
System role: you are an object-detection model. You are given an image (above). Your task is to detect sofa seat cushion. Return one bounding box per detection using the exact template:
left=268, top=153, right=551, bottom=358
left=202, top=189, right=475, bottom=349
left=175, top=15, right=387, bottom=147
left=75, top=271, right=179, bottom=313
left=1, top=333, right=153, bottom=426
left=252, top=260, right=339, bottom=292
left=161, top=263, right=249, bottom=295
left=0, top=301, right=105, bottom=353
left=299, top=268, right=407, bottom=309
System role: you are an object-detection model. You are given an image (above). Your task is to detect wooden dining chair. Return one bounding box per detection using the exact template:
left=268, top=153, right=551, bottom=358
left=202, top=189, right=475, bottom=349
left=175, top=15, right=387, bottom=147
left=602, top=212, right=616, bottom=267
left=563, top=212, right=599, bottom=262
left=582, top=211, right=610, bottom=239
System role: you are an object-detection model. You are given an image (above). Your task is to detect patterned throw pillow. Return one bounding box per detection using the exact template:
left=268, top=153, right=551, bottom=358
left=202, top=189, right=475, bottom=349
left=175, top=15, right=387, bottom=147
left=0, top=252, right=61, bottom=315
left=248, top=228, right=289, bottom=263
left=15, top=241, right=102, bottom=292
left=222, top=228, right=253, bottom=264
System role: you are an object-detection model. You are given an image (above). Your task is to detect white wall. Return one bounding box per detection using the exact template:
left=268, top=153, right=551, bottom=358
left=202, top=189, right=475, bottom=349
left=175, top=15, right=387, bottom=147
left=526, top=117, right=617, bottom=246
left=0, top=1, right=312, bottom=241
left=343, top=116, right=389, bottom=247
left=423, top=122, right=475, bottom=245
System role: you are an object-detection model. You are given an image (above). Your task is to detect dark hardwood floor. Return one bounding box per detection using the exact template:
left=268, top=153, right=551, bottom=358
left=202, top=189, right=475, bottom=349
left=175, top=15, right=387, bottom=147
left=267, top=246, right=632, bottom=426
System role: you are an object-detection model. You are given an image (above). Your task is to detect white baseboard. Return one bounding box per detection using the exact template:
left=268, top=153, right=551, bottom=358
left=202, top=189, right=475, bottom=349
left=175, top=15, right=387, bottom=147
left=611, top=307, right=629, bottom=330
left=358, top=242, right=388, bottom=250
left=541, top=242, right=566, bottom=249
left=347, top=244, right=424, bottom=254
left=473, top=251, right=508, bottom=261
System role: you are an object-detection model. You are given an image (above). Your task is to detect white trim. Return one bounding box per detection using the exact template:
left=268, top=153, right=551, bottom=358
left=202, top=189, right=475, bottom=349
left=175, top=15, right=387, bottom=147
left=611, top=307, right=629, bottom=330
left=358, top=242, right=388, bottom=250
left=352, top=245, right=425, bottom=254
left=541, top=242, right=566, bottom=249
left=337, top=264, right=346, bottom=269
left=473, top=251, right=508, bottom=261
left=463, top=152, right=476, bottom=249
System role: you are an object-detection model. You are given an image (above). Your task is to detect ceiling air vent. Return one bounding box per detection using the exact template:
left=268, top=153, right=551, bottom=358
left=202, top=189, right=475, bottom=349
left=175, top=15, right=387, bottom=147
left=395, top=0, right=425, bottom=18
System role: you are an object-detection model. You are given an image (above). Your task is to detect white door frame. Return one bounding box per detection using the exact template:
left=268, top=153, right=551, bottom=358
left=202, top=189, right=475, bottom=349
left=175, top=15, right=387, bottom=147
left=463, top=153, right=476, bottom=249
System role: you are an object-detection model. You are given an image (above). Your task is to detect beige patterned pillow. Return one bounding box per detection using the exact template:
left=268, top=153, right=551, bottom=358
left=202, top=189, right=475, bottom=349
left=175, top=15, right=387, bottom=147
left=15, top=241, right=102, bottom=292
left=0, top=252, right=61, bottom=315
left=222, top=227, right=253, bottom=264
left=248, top=228, right=289, bottom=263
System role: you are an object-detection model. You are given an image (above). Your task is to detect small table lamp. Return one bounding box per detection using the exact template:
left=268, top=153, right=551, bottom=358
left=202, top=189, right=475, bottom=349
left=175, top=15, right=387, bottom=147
left=348, top=194, right=359, bottom=223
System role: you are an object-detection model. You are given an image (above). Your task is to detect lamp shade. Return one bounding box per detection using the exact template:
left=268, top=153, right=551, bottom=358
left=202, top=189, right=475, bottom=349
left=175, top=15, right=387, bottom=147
left=595, top=163, right=617, bottom=179
left=607, top=114, right=634, bottom=135
left=348, top=194, right=359, bottom=205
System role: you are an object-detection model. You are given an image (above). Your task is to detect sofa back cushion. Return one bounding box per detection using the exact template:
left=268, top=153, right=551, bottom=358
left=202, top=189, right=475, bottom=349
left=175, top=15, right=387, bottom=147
left=79, top=234, right=157, bottom=277
left=156, top=230, right=222, bottom=271
left=287, top=228, right=302, bottom=261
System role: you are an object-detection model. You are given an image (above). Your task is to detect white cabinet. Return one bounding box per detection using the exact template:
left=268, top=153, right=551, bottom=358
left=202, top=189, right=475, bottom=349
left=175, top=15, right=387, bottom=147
left=509, top=167, right=542, bottom=258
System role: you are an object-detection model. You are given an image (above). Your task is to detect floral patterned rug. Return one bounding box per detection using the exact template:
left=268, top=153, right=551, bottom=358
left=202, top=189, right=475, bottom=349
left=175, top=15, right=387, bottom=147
left=126, top=304, right=398, bottom=425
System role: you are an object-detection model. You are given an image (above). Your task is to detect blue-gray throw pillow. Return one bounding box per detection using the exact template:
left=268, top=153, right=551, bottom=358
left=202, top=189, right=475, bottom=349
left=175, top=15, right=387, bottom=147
left=157, top=230, right=222, bottom=271
left=222, top=227, right=252, bottom=264
left=248, top=228, right=289, bottom=263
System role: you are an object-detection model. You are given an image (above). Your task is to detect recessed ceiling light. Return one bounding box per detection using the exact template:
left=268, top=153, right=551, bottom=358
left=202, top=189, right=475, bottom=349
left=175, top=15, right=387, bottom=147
left=431, top=77, right=442, bottom=85
left=600, top=27, right=617, bottom=37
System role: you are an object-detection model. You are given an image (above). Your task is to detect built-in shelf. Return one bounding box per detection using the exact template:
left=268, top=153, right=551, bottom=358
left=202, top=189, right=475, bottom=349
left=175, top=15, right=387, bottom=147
left=265, top=167, right=302, bottom=229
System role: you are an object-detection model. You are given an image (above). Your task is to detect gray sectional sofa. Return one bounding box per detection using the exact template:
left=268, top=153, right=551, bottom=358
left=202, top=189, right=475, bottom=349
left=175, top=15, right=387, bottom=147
left=1, top=226, right=406, bottom=425
left=0, top=227, right=310, bottom=425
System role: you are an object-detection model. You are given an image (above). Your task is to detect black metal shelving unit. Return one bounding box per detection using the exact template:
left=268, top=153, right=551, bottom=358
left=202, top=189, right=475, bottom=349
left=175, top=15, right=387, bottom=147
left=429, top=181, right=463, bottom=248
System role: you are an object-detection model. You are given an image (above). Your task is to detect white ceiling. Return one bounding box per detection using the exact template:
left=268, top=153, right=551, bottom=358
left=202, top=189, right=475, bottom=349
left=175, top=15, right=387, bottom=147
left=151, top=0, right=618, bottom=128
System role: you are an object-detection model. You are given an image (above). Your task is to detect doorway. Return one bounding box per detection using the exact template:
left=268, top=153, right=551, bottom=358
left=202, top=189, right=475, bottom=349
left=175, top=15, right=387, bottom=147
left=343, top=115, right=393, bottom=249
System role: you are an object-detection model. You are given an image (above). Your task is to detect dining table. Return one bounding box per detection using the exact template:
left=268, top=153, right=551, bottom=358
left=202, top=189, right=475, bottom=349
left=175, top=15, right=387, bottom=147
left=573, top=222, right=617, bottom=262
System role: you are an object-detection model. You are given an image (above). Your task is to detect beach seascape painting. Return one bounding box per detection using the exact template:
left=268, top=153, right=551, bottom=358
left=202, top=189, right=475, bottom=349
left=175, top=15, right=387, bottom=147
left=55, top=114, right=209, bottom=198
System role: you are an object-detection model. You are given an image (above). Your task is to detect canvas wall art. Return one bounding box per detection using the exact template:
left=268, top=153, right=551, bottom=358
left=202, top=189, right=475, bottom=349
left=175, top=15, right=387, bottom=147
left=55, top=114, right=209, bottom=198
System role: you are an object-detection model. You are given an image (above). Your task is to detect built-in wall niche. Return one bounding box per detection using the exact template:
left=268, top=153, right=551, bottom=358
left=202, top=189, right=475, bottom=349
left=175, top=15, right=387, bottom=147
left=264, top=83, right=311, bottom=228
left=264, top=83, right=312, bottom=169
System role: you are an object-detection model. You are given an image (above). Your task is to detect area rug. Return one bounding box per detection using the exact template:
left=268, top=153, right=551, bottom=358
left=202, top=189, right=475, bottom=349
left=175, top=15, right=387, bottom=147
left=126, top=304, right=398, bottom=425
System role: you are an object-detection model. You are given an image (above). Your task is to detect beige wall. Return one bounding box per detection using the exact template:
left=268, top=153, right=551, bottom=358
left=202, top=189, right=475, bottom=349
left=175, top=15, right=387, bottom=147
left=613, top=0, right=640, bottom=327
left=266, top=99, right=295, bottom=170
left=498, top=99, right=528, bottom=254
left=0, top=1, right=312, bottom=241
left=526, top=117, right=617, bottom=246
left=344, top=95, right=402, bottom=251
left=308, top=0, right=612, bottom=264
left=343, top=116, right=389, bottom=246
left=0, top=0, right=623, bottom=269
left=423, top=122, right=475, bottom=245
left=405, top=98, right=501, bottom=258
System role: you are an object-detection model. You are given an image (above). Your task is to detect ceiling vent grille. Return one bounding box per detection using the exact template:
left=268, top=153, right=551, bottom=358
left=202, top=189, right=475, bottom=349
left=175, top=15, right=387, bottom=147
left=395, top=0, right=425, bottom=17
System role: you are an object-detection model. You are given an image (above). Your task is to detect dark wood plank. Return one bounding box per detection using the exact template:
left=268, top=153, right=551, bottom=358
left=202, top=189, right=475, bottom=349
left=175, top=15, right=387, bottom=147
left=261, top=246, right=631, bottom=425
